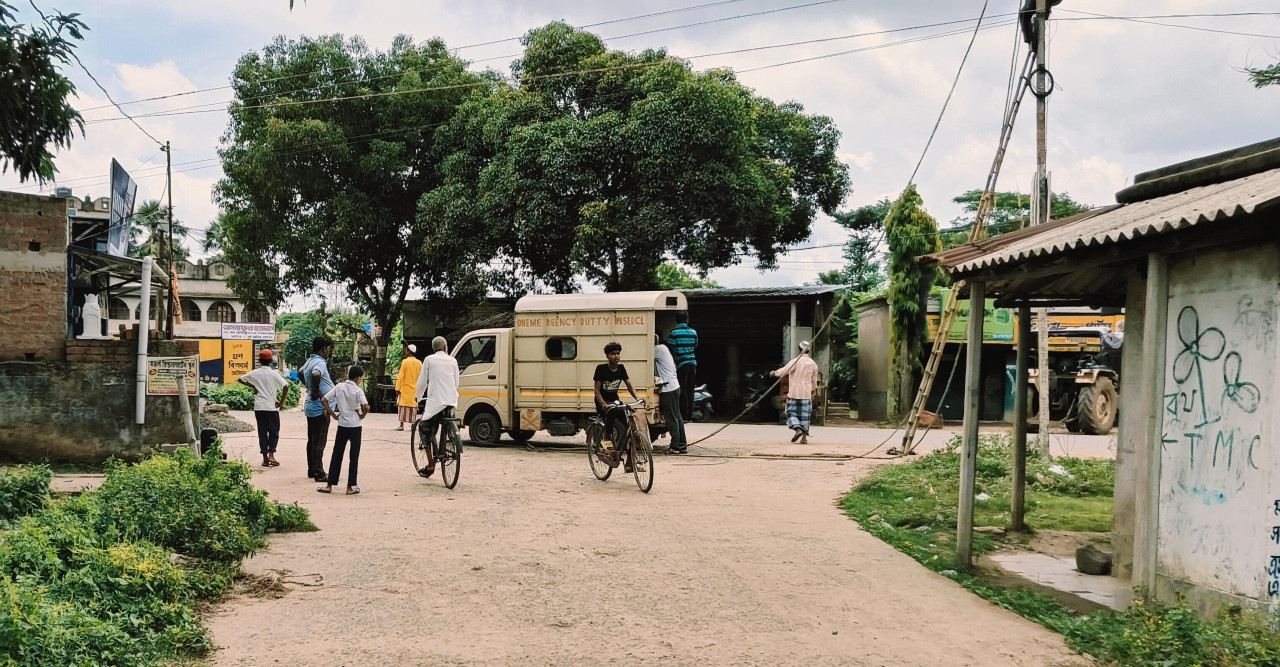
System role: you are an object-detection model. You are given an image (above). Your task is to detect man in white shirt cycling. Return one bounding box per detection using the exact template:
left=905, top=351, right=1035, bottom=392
left=414, top=336, right=460, bottom=478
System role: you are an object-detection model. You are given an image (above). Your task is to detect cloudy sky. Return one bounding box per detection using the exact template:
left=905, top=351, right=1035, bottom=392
left=4, top=0, right=1278, bottom=300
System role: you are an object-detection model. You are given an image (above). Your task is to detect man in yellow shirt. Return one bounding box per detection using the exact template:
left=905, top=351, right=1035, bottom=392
left=394, top=342, right=423, bottom=431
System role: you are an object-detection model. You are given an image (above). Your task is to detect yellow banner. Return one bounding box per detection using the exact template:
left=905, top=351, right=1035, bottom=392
left=223, top=340, right=254, bottom=385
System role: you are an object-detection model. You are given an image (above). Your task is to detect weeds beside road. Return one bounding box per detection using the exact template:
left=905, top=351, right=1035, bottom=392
left=0, top=444, right=314, bottom=667
left=842, top=435, right=1280, bottom=666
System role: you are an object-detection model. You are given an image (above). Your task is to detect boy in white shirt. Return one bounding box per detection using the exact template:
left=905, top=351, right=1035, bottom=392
left=318, top=366, right=370, bottom=495
left=237, top=349, right=289, bottom=468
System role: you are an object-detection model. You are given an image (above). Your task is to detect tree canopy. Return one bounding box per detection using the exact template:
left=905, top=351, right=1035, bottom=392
left=1247, top=62, right=1280, bottom=88
left=654, top=263, right=720, bottom=290
left=940, top=189, right=1090, bottom=249
left=0, top=2, right=85, bottom=183
left=128, top=200, right=190, bottom=265
left=884, top=186, right=940, bottom=417
left=214, top=33, right=487, bottom=380
left=424, top=22, right=850, bottom=293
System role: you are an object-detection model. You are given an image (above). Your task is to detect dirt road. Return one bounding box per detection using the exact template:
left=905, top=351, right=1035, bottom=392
left=205, top=411, right=1083, bottom=666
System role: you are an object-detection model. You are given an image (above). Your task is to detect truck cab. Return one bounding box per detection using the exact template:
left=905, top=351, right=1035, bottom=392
left=451, top=291, right=688, bottom=444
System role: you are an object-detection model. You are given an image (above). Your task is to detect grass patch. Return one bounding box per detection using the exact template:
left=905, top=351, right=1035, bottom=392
left=0, top=441, right=315, bottom=666
left=842, top=434, right=1280, bottom=665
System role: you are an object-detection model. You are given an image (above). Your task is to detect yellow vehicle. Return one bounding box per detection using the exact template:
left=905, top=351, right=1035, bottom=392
left=450, top=291, right=688, bottom=445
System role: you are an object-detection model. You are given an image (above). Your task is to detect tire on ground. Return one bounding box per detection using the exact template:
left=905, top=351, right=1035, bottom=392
left=509, top=429, right=536, bottom=442
left=467, top=411, right=501, bottom=445
left=1076, top=376, right=1117, bottom=435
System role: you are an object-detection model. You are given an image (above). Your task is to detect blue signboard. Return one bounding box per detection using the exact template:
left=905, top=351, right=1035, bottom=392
left=107, top=159, right=137, bottom=257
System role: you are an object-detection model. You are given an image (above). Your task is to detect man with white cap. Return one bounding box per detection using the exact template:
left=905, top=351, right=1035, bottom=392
left=771, top=340, right=820, bottom=444
left=394, top=341, right=423, bottom=431
left=414, top=336, right=460, bottom=477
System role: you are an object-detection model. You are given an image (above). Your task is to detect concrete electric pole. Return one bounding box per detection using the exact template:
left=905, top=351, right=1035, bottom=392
left=1034, top=0, right=1052, bottom=458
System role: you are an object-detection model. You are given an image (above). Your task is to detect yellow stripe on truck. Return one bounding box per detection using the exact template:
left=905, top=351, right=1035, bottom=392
left=460, top=391, right=507, bottom=398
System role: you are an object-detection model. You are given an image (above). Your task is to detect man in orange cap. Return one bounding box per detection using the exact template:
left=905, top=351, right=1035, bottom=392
left=239, top=348, right=289, bottom=467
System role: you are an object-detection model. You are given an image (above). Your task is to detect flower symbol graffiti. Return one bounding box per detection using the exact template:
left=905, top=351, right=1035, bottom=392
left=1172, top=306, right=1225, bottom=428
left=1220, top=351, right=1260, bottom=415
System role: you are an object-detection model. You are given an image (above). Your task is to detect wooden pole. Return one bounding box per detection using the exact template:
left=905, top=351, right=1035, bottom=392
left=956, top=281, right=985, bottom=568
left=1012, top=305, right=1031, bottom=531
left=1033, top=0, right=1052, bottom=457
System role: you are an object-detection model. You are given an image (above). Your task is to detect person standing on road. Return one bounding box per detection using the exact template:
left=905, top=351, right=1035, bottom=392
left=653, top=333, right=687, bottom=455
left=238, top=348, right=289, bottom=468
left=299, top=336, right=335, bottom=482
left=318, top=365, right=369, bottom=495
left=394, top=342, right=423, bottom=431
left=668, top=311, right=698, bottom=421
left=414, top=336, right=459, bottom=478
left=771, top=340, right=820, bottom=444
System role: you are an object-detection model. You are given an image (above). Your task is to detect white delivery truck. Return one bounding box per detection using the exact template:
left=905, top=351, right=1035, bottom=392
left=449, top=291, right=688, bottom=444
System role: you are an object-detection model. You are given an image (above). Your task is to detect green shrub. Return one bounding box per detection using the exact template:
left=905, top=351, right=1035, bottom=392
left=200, top=379, right=300, bottom=411
left=1064, top=597, right=1280, bottom=666
left=0, top=441, right=316, bottom=666
left=0, top=466, right=52, bottom=525
left=92, top=448, right=272, bottom=563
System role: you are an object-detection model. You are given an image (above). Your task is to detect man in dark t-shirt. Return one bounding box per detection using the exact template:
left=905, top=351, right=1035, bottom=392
left=593, top=342, right=640, bottom=464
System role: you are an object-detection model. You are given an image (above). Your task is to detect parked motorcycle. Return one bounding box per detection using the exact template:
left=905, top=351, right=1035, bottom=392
left=691, top=385, right=713, bottom=422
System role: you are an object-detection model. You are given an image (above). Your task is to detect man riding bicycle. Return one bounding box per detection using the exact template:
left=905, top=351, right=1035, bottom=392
left=415, top=336, right=460, bottom=478
left=593, top=341, right=641, bottom=473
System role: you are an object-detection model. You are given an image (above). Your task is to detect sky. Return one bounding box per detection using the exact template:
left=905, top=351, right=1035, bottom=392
left=3, top=0, right=1279, bottom=305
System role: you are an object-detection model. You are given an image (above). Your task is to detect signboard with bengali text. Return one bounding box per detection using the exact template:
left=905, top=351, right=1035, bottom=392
left=146, top=356, right=198, bottom=396
left=221, top=322, right=276, bottom=340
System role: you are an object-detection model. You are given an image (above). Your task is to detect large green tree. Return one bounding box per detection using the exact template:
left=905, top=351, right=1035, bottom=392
left=424, top=22, right=850, bottom=293
left=941, top=189, right=1090, bottom=249
left=0, top=1, right=85, bottom=183
left=214, top=34, right=488, bottom=381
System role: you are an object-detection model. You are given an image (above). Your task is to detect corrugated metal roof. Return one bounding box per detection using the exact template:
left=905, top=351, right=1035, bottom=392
left=933, top=166, right=1280, bottom=275
left=683, top=285, right=846, bottom=300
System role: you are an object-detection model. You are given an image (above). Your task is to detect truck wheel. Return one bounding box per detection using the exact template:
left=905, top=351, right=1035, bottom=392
left=467, top=412, right=501, bottom=445
left=1077, top=377, right=1118, bottom=435
left=509, top=429, right=536, bottom=443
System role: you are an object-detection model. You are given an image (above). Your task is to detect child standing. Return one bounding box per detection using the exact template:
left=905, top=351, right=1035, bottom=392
left=318, top=366, right=370, bottom=495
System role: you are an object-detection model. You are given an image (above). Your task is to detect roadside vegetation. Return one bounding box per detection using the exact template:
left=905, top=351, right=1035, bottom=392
left=200, top=381, right=302, bottom=411
left=842, top=434, right=1280, bottom=665
left=0, top=443, right=315, bottom=666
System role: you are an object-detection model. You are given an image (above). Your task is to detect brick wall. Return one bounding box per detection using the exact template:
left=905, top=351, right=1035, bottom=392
left=0, top=192, right=69, bottom=361
left=65, top=340, right=135, bottom=363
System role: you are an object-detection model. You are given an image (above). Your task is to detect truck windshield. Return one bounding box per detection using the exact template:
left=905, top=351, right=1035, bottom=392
left=456, top=336, right=496, bottom=370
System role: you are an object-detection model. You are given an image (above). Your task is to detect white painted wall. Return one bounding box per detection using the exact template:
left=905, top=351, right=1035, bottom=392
left=1159, top=244, right=1280, bottom=601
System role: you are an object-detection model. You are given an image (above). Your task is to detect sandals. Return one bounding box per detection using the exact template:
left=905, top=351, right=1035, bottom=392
left=316, top=486, right=332, bottom=493
left=346, top=487, right=360, bottom=495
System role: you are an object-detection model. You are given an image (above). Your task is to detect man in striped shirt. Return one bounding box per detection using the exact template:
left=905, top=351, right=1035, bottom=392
left=668, top=312, right=698, bottom=421
left=772, top=340, right=820, bottom=444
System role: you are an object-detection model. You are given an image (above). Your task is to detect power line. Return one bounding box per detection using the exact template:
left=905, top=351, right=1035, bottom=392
left=84, top=18, right=1016, bottom=126
left=906, top=0, right=990, bottom=188
left=26, top=0, right=163, bottom=146
left=1058, top=9, right=1280, bottom=39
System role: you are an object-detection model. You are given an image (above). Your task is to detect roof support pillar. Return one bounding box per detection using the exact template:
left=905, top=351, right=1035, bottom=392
left=1134, top=253, right=1169, bottom=596
left=1011, top=305, right=1031, bottom=531
left=956, top=281, right=985, bottom=569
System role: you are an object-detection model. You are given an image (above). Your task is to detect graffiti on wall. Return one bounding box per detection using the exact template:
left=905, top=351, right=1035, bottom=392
left=1159, top=268, right=1277, bottom=599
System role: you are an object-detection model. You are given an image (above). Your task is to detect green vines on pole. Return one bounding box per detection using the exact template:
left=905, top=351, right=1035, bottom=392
left=885, top=186, right=941, bottom=415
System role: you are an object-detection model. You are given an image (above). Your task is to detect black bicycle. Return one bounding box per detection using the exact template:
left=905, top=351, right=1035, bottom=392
left=585, top=400, right=654, bottom=493
left=411, top=406, right=462, bottom=489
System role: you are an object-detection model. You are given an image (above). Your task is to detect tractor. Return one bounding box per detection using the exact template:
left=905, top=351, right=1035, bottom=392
left=1027, top=326, right=1122, bottom=435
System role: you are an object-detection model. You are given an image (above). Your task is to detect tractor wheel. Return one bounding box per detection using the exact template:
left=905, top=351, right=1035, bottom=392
left=1076, top=376, right=1118, bottom=435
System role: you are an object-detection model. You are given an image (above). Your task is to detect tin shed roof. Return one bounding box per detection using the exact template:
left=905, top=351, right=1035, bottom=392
left=932, top=165, right=1280, bottom=275
left=682, top=285, right=846, bottom=301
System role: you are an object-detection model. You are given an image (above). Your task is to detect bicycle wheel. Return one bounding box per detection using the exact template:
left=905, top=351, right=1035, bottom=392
left=630, top=425, right=654, bottom=493
left=586, top=421, right=612, bottom=481
left=439, top=419, right=462, bottom=489
left=410, top=419, right=433, bottom=477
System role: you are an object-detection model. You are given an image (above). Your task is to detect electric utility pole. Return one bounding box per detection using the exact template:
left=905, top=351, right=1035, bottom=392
left=163, top=141, right=175, bottom=339
left=1033, top=0, right=1052, bottom=458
